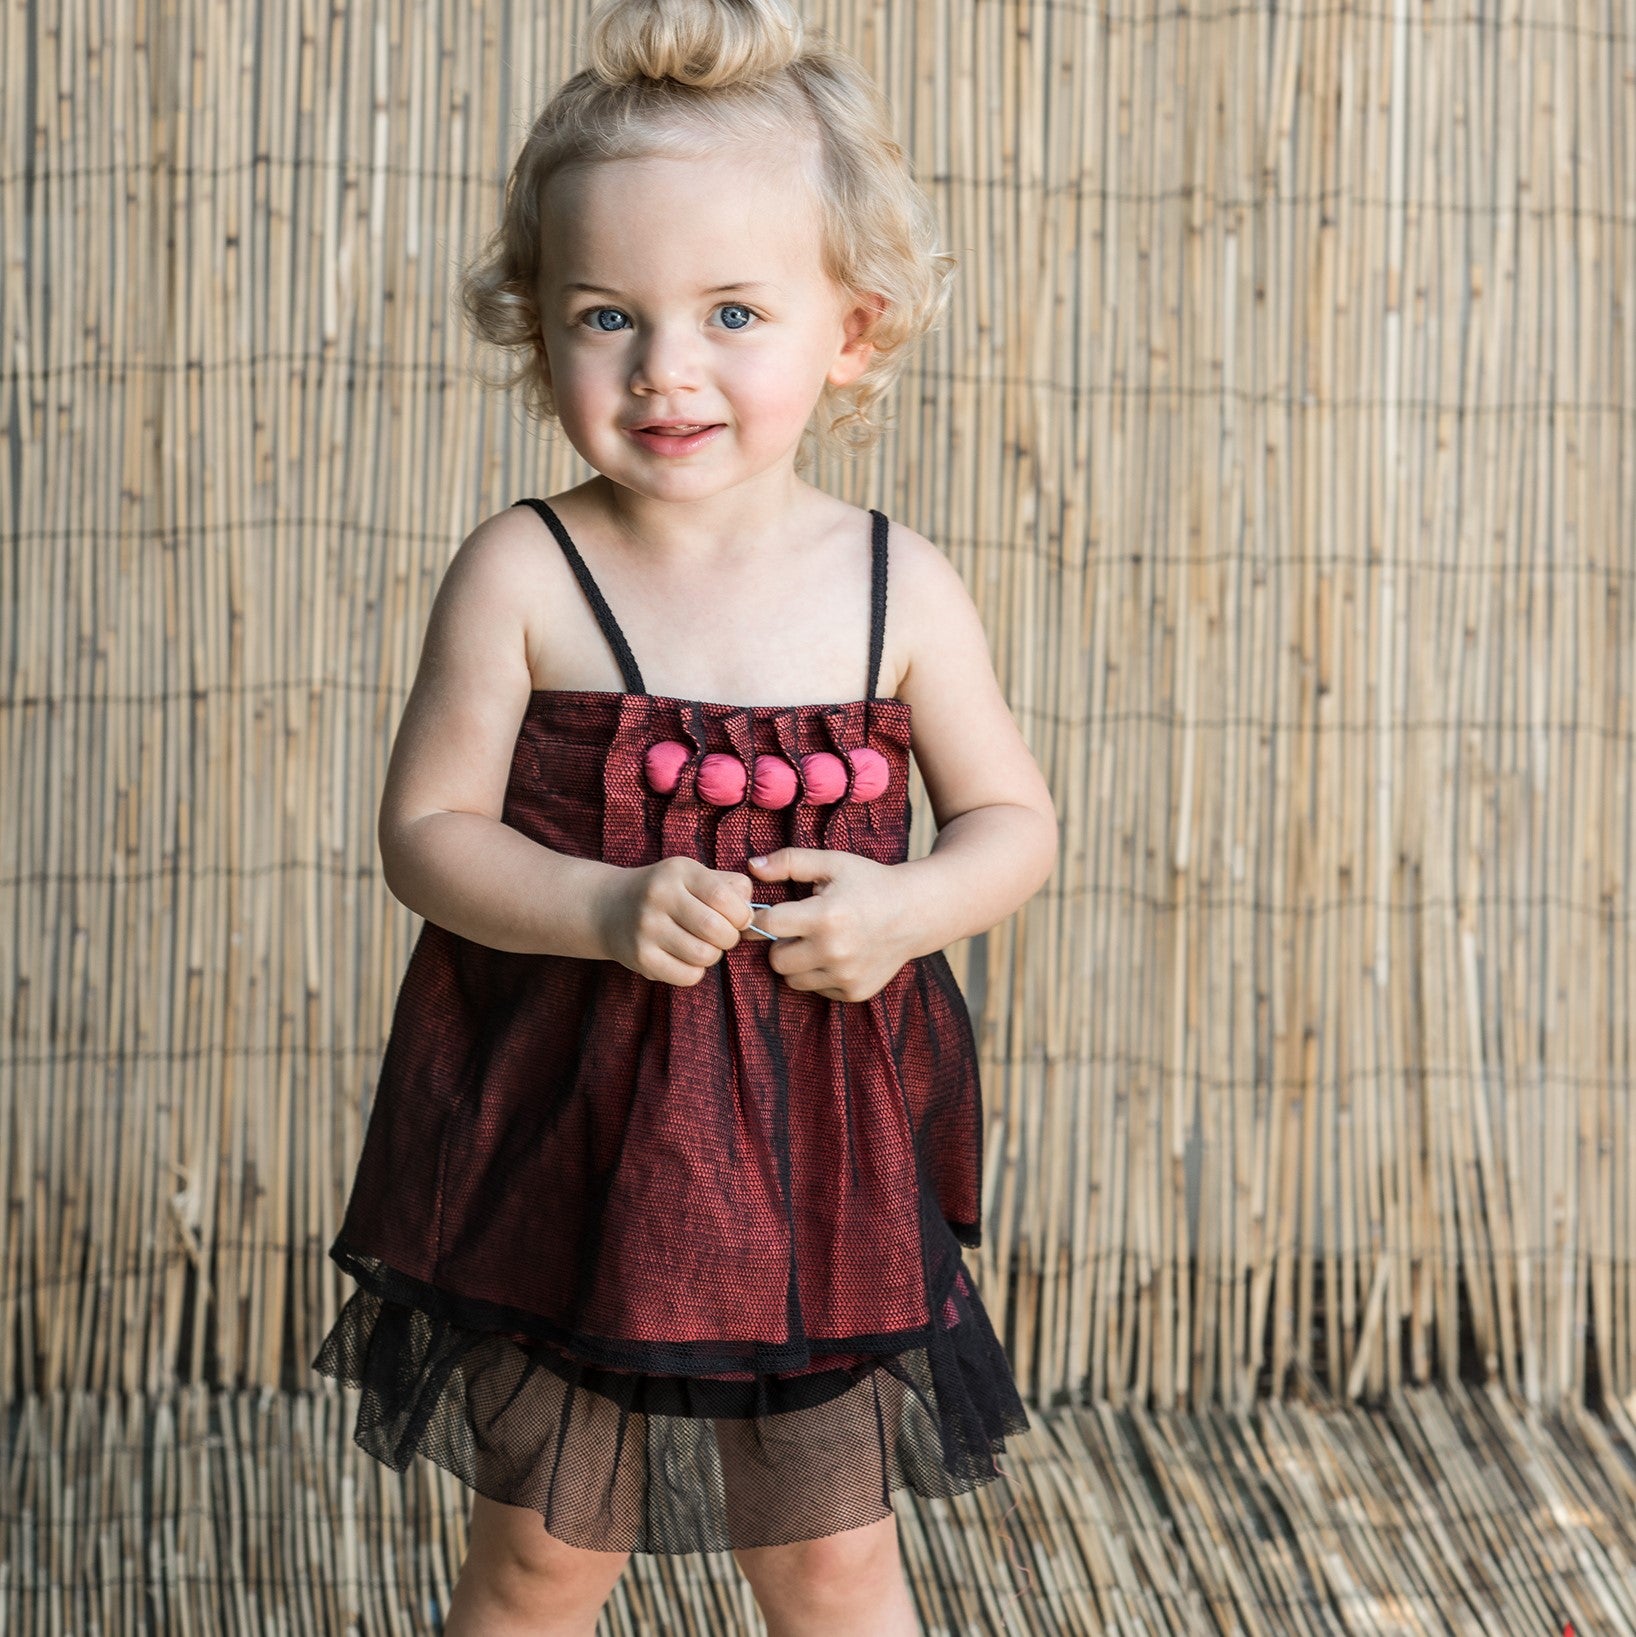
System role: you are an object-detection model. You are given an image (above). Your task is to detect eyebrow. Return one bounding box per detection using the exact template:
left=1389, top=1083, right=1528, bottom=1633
left=562, top=280, right=776, bottom=296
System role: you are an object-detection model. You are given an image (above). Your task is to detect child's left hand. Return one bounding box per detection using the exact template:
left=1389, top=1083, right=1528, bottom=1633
left=745, top=848, right=917, bottom=1003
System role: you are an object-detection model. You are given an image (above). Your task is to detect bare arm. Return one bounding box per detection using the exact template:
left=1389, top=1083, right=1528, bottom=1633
left=890, top=805, right=1058, bottom=961
left=384, top=813, right=622, bottom=959
left=377, top=510, right=623, bottom=959
left=889, top=530, right=1059, bottom=960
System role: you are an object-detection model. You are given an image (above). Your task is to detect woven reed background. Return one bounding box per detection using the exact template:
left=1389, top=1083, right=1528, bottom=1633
left=5, top=0, right=1633, bottom=1447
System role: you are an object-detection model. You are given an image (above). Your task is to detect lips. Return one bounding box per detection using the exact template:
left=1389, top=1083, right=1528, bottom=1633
left=625, top=421, right=726, bottom=456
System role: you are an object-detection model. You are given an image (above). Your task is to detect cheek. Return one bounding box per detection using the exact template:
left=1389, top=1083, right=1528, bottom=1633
left=545, top=346, right=596, bottom=389
left=729, top=353, right=825, bottom=428
left=542, top=350, right=618, bottom=419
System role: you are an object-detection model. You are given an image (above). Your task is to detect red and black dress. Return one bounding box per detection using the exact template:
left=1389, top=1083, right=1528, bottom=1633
left=312, top=497, right=1029, bottom=1554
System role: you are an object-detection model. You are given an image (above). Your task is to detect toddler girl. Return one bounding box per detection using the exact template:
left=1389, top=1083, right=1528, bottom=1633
left=313, top=1, right=1057, bottom=1632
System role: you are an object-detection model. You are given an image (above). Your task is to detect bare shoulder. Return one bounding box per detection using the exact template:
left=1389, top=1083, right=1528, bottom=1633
left=879, top=518, right=985, bottom=699
left=880, top=518, right=968, bottom=637
left=410, top=502, right=543, bottom=699
left=457, top=498, right=556, bottom=586
left=376, top=504, right=543, bottom=865
left=886, top=520, right=1057, bottom=834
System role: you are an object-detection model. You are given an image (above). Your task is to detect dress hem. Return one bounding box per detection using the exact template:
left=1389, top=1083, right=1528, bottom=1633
left=310, top=1241, right=1033, bottom=1555
left=325, top=1232, right=984, bottom=1381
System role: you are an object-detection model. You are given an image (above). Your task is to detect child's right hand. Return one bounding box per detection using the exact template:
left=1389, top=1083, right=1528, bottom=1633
left=599, top=857, right=756, bottom=986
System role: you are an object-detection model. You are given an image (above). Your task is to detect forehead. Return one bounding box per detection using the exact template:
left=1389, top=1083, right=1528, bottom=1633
left=543, top=150, right=824, bottom=290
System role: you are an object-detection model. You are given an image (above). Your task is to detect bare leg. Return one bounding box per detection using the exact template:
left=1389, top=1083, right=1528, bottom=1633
left=443, top=1492, right=632, bottom=1637
left=733, top=1512, right=921, bottom=1637
left=715, top=1364, right=920, bottom=1634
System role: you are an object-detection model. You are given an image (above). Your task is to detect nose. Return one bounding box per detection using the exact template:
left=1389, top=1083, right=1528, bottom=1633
left=628, top=321, right=704, bottom=394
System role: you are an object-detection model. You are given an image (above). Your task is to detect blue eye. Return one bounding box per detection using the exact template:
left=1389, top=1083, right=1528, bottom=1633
left=575, top=303, right=759, bottom=333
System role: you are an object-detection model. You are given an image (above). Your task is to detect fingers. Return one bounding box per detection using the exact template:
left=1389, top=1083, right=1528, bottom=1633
left=675, top=919, right=738, bottom=963
left=675, top=864, right=755, bottom=951
left=764, top=932, right=819, bottom=978
left=645, top=859, right=843, bottom=985
left=747, top=847, right=829, bottom=882
left=698, top=870, right=756, bottom=934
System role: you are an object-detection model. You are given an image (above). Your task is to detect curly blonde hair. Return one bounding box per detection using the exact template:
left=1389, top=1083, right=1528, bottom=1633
left=456, top=0, right=956, bottom=466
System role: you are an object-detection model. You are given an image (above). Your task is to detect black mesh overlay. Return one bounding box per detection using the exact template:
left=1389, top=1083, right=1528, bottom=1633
left=312, top=1244, right=1029, bottom=1553
left=312, top=500, right=1030, bottom=1554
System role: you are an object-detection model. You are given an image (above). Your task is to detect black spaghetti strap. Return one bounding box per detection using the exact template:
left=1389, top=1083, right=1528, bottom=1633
left=865, top=509, right=889, bottom=701
left=515, top=497, right=887, bottom=706
left=512, top=498, right=647, bottom=694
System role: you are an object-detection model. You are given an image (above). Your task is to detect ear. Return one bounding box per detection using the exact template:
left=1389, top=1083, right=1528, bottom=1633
left=830, top=291, right=887, bottom=387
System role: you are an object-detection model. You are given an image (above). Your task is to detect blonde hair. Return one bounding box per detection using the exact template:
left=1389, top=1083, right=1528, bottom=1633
left=456, top=0, right=956, bottom=466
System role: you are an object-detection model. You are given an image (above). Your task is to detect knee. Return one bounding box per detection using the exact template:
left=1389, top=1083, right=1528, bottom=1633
left=733, top=1514, right=901, bottom=1607
left=459, top=1503, right=630, bottom=1622
left=488, top=1528, right=625, bottom=1582
left=482, top=1532, right=626, bottom=1598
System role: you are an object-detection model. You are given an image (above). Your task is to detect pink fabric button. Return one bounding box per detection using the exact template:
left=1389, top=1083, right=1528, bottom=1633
left=750, top=754, right=798, bottom=809
left=646, top=743, right=881, bottom=806
left=643, top=739, right=691, bottom=795
left=799, top=751, right=849, bottom=804
left=846, top=746, right=889, bottom=801
left=697, top=751, right=748, bottom=806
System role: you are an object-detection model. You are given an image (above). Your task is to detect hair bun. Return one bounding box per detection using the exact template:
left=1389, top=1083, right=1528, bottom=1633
left=584, top=0, right=805, bottom=90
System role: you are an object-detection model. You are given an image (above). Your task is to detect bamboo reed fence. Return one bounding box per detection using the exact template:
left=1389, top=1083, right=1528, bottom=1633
left=10, top=1376, right=1636, bottom=1632
left=4, top=0, right=1635, bottom=1630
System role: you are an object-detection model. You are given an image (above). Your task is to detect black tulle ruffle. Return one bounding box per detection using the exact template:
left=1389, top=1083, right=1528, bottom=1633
left=311, top=1248, right=1030, bottom=1554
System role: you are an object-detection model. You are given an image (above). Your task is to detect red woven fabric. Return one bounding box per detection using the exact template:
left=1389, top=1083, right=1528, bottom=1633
left=312, top=501, right=1029, bottom=1553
